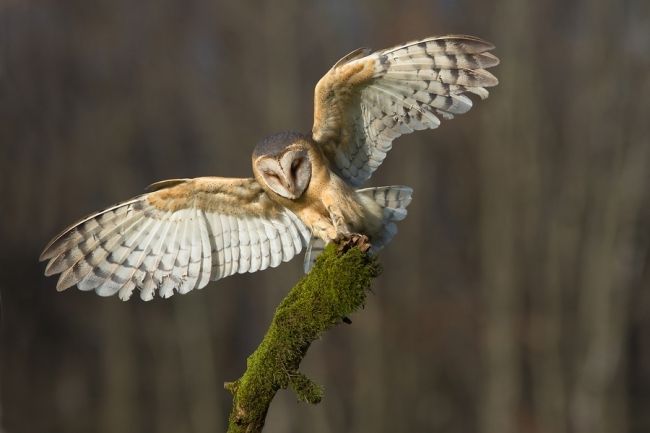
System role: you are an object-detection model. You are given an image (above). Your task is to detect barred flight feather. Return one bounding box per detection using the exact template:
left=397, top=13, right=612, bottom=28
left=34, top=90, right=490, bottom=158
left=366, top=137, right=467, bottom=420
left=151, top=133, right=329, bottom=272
left=313, top=35, right=499, bottom=186
left=40, top=178, right=310, bottom=301
left=302, top=185, right=414, bottom=272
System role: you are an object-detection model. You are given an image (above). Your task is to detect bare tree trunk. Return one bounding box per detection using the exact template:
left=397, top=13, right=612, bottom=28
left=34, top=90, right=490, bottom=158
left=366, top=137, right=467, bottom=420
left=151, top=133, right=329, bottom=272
left=478, top=0, right=538, bottom=431
left=174, top=297, right=223, bottom=433
left=101, top=303, right=138, bottom=433
left=564, top=1, right=642, bottom=432
left=264, top=0, right=300, bottom=131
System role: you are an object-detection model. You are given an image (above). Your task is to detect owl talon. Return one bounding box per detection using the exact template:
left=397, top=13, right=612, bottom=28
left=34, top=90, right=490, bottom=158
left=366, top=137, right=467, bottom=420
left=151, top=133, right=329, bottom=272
left=327, top=205, right=350, bottom=235
left=336, top=233, right=370, bottom=253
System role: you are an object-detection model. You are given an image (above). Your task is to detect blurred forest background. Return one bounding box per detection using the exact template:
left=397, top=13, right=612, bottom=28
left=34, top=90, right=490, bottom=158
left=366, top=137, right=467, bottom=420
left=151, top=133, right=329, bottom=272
left=1, top=0, right=649, bottom=432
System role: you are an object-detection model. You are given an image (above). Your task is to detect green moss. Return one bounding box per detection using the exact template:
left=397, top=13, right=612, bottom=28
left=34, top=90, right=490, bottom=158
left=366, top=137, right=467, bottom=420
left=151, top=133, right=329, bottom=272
left=289, top=372, right=323, bottom=404
left=226, top=244, right=380, bottom=433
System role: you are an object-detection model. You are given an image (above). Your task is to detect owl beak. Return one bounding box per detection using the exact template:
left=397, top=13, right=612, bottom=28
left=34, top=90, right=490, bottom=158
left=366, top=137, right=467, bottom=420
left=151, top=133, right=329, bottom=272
left=284, top=181, right=298, bottom=199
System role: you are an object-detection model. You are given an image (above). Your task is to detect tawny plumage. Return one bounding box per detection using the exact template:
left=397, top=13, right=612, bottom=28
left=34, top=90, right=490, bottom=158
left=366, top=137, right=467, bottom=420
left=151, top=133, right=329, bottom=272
left=40, top=35, right=499, bottom=301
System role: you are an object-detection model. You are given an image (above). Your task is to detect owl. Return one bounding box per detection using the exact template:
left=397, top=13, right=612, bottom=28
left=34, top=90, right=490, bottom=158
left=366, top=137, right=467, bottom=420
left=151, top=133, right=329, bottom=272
left=40, top=35, right=499, bottom=301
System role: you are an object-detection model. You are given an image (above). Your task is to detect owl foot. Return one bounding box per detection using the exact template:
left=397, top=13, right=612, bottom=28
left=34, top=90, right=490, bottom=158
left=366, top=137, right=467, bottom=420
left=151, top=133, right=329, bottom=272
left=327, top=206, right=351, bottom=236
left=336, top=233, right=370, bottom=253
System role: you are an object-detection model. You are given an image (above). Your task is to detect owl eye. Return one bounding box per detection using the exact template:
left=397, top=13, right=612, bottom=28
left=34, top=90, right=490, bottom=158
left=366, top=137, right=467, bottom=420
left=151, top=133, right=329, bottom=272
left=290, top=158, right=302, bottom=176
left=264, top=170, right=280, bottom=181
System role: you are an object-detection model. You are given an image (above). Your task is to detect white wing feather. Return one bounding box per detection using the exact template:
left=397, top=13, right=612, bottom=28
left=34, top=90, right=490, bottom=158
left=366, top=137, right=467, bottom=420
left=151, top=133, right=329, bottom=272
left=312, top=35, right=499, bottom=186
left=40, top=177, right=310, bottom=301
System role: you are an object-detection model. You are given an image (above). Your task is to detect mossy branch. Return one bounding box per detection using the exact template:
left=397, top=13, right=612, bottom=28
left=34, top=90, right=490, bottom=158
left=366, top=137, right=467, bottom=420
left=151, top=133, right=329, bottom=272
left=225, top=242, right=381, bottom=433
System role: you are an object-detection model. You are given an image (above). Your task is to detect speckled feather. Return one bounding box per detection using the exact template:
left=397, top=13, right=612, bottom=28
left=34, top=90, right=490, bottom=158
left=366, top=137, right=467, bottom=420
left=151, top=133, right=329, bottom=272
left=312, top=35, right=499, bottom=186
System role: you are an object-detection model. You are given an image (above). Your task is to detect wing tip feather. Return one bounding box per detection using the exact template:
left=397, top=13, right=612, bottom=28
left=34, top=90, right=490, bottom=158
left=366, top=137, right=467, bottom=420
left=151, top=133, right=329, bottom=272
left=476, top=68, right=499, bottom=87
left=331, top=47, right=373, bottom=69
left=438, top=34, right=496, bottom=51
left=145, top=178, right=191, bottom=192
left=39, top=232, right=72, bottom=262
left=55, top=272, right=75, bottom=292
left=39, top=248, right=52, bottom=262
left=482, top=51, right=500, bottom=67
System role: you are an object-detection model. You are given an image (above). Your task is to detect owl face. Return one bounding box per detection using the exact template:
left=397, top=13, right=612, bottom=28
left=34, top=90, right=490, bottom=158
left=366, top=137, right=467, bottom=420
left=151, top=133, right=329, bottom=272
left=254, top=148, right=312, bottom=200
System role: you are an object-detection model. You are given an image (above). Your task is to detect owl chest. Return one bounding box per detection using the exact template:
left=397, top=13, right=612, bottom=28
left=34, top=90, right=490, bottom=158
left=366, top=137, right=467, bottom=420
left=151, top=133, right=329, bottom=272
left=288, top=179, right=368, bottom=241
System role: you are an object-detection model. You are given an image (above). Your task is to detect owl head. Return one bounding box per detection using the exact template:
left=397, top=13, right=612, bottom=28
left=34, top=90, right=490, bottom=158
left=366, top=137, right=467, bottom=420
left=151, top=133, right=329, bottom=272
left=252, top=132, right=313, bottom=200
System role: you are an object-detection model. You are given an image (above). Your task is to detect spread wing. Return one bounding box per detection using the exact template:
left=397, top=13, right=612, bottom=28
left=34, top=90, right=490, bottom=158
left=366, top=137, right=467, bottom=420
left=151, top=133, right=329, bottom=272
left=312, top=35, right=499, bottom=186
left=39, top=177, right=311, bottom=301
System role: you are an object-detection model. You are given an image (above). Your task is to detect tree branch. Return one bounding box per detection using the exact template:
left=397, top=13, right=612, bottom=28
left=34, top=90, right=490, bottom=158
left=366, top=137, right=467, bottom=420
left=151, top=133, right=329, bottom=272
left=225, top=242, right=381, bottom=433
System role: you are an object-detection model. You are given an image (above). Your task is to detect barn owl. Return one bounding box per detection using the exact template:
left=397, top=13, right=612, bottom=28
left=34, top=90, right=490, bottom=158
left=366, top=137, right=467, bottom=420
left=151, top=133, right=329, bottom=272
left=40, top=35, right=499, bottom=301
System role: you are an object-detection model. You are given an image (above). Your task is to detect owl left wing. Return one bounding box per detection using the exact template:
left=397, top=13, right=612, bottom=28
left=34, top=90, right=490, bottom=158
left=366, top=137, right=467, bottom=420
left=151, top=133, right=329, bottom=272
left=312, top=35, right=499, bottom=187
left=40, top=177, right=310, bottom=301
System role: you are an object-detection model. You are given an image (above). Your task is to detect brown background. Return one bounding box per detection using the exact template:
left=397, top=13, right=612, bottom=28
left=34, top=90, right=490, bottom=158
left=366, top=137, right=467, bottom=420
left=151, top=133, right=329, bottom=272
left=1, top=0, right=649, bottom=432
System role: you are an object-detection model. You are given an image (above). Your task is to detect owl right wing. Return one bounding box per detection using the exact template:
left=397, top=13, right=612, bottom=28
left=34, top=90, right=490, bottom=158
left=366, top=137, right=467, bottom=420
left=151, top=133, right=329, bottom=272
left=312, top=35, right=499, bottom=187
left=39, top=177, right=311, bottom=301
